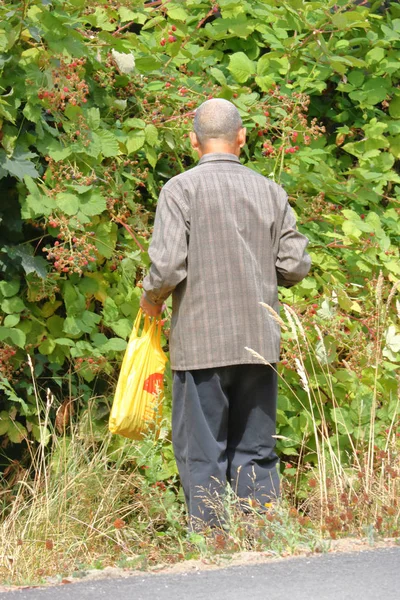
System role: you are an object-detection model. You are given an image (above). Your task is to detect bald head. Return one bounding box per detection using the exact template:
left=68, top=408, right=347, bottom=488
left=193, top=99, right=243, bottom=146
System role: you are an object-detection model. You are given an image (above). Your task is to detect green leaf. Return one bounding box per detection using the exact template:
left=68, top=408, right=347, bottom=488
left=3, top=314, right=20, bottom=327
left=167, top=4, right=189, bottom=21
left=55, top=193, right=79, bottom=216
left=47, top=141, right=71, bottom=162
left=124, top=118, right=146, bottom=129
left=365, top=47, right=385, bottom=65
left=389, top=135, right=400, bottom=158
left=8, top=420, right=28, bottom=443
left=0, top=326, right=26, bottom=348
left=55, top=338, right=75, bottom=347
left=135, top=56, right=162, bottom=73
left=63, top=316, right=81, bottom=336
left=102, top=296, right=119, bottom=324
left=1, top=296, right=25, bottom=314
left=0, top=280, right=20, bottom=298
left=31, top=424, right=51, bottom=446
left=0, top=411, right=10, bottom=436
left=86, top=107, right=101, bottom=130
left=80, top=192, right=107, bottom=217
left=257, top=54, right=270, bottom=77
left=0, top=149, right=39, bottom=180
left=5, top=245, right=48, bottom=279
left=23, top=103, right=42, bottom=124
left=94, top=221, right=117, bottom=259
left=101, top=338, right=127, bottom=352
left=145, top=124, right=159, bottom=146
left=385, top=325, right=400, bottom=353
left=80, top=310, right=101, bottom=333
left=389, top=96, right=400, bottom=119
left=126, top=131, right=146, bottom=154
left=21, top=190, right=53, bottom=218
left=209, top=67, right=227, bottom=86
left=85, top=7, right=116, bottom=31
left=145, top=144, right=158, bottom=168
left=118, top=7, right=137, bottom=22
left=97, top=129, right=120, bottom=157
left=228, top=52, right=255, bottom=83
left=331, top=10, right=370, bottom=30
left=110, top=318, right=132, bottom=339
left=38, top=338, right=56, bottom=355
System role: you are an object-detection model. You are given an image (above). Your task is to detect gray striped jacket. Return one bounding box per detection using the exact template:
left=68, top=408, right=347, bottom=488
left=143, top=153, right=311, bottom=370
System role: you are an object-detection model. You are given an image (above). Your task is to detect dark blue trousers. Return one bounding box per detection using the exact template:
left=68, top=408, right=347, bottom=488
left=172, top=364, right=280, bottom=528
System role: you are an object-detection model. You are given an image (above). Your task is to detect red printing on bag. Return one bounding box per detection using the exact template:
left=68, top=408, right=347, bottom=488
left=143, top=372, right=163, bottom=395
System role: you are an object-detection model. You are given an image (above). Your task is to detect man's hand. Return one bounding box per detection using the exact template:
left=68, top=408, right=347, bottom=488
left=140, top=293, right=164, bottom=318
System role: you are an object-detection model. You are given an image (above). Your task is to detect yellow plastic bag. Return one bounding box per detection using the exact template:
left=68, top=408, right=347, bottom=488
left=109, top=309, right=168, bottom=440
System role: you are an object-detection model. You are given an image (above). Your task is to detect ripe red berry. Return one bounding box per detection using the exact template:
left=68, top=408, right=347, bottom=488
left=171, top=25, right=177, bottom=31
left=165, top=82, right=171, bottom=88
left=289, top=147, right=296, bottom=154
left=360, top=214, right=365, bottom=219
left=63, top=86, right=69, bottom=92
left=75, top=130, right=80, bottom=136
left=312, top=304, right=318, bottom=309
left=264, top=111, right=270, bottom=117
left=160, top=38, right=166, bottom=46
left=168, top=35, right=176, bottom=43
left=285, top=148, right=290, bottom=154
left=257, top=130, right=263, bottom=137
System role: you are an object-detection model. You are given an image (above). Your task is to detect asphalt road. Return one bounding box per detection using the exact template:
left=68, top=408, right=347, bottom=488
left=2, top=547, right=400, bottom=600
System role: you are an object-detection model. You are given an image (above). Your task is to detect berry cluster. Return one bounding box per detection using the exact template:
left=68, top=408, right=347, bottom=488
left=256, top=87, right=325, bottom=158
left=37, top=58, right=89, bottom=113
left=43, top=215, right=97, bottom=275
left=0, top=344, right=17, bottom=380
left=298, top=192, right=331, bottom=222
left=160, top=25, right=177, bottom=46
left=74, top=355, right=107, bottom=375
left=43, top=156, right=95, bottom=195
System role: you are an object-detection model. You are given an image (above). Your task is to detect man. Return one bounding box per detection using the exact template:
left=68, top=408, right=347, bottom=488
left=140, top=98, right=311, bottom=529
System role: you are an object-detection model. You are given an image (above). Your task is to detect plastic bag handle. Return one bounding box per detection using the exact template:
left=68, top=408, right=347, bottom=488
left=133, top=309, right=143, bottom=334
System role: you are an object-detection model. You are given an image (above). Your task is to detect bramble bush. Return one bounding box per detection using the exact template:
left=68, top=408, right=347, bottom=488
left=0, top=0, right=399, bottom=522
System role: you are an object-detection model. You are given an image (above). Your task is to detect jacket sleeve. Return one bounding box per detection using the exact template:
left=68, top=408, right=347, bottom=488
left=142, top=187, right=189, bottom=305
left=276, top=198, right=311, bottom=288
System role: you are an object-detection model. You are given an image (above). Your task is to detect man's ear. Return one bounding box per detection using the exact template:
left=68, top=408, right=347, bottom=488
left=189, top=131, right=199, bottom=150
left=238, top=127, right=246, bottom=148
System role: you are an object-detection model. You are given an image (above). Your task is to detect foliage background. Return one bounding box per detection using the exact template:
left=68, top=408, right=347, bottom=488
left=0, top=0, right=399, bottom=492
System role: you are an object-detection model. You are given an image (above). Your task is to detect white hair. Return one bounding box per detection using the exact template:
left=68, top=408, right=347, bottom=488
left=193, top=98, right=243, bottom=145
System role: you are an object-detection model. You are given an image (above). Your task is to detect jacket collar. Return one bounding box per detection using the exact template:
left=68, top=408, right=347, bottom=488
left=198, top=152, right=241, bottom=165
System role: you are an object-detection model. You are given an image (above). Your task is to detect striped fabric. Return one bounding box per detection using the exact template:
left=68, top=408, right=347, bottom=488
left=143, top=153, right=311, bottom=370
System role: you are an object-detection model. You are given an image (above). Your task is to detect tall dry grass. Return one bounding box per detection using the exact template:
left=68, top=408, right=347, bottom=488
left=248, top=276, right=400, bottom=538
